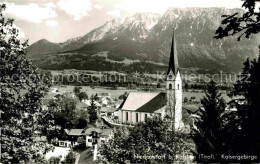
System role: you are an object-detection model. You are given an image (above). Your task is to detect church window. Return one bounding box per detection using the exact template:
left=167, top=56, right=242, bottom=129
left=177, top=84, right=180, bottom=90
left=136, top=113, right=138, bottom=122
left=169, top=83, right=172, bottom=89
left=126, top=112, right=128, bottom=121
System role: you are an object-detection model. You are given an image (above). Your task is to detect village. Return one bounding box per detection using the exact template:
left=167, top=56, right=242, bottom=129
left=2, top=1, right=260, bottom=163
left=41, top=33, right=232, bottom=163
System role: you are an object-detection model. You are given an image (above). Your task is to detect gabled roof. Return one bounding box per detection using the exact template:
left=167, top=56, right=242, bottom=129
left=101, top=107, right=117, bottom=113
left=85, top=128, right=102, bottom=135
left=85, top=128, right=112, bottom=137
left=121, top=92, right=160, bottom=111
left=136, top=92, right=166, bottom=113
left=120, top=92, right=167, bottom=113
left=64, top=129, right=85, bottom=136
left=167, top=31, right=179, bottom=76
left=183, top=104, right=200, bottom=114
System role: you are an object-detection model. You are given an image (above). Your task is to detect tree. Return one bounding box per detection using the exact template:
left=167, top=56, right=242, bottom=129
left=225, top=56, right=260, bottom=161
left=184, top=97, right=189, bottom=104
left=0, top=4, right=53, bottom=163
left=76, top=118, right=88, bottom=129
left=215, top=0, right=260, bottom=40
left=73, top=86, right=82, bottom=98
left=88, top=96, right=98, bottom=125
left=193, top=80, right=226, bottom=162
left=78, top=91, right=88, bottom=102
left=118, top=92, right=128, bottom=100
left=98, top=117, right=192, bottom=163
left=51, top=97, right=77, bottom=129
left=64, top=151, right=75, bottom=164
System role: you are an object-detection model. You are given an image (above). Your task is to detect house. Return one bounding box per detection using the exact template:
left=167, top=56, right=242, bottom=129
left=100, top=107, right=117, bottom=117
left=59, top=129, right=86, bottom=147
left=101, top=93, right=111, bottom=98
left=101, top=97, right=112, bottom=106
left=118, top=31, right=184, bottom=131
left=85, top=128, right=113, bottom=147
left=77, top=102, right=88, bottom=111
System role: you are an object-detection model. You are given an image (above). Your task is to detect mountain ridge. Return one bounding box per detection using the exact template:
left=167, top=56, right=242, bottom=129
left=27, top=7, right=259, bottom=73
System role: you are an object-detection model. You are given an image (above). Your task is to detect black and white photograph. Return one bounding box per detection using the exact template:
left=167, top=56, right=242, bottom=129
left=1, top=0, right=260, bottom=163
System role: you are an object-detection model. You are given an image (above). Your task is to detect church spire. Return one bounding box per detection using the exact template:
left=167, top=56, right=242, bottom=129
left=167, top=31, right=179, bottom=75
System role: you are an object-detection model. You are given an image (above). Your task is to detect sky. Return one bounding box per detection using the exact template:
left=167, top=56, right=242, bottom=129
left=0, top=0, right=245, bottom=44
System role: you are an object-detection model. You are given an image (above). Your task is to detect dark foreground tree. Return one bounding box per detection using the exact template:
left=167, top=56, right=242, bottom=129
left=73, top=86, right=82, bottom=98
left=98, top=117, right=193, bottom=163
left=88, top=96, right=98, bottom=125
left=78, top=91, right=88, bottom=102
left=225, top=56, right=260, bottom=162
left=48, top=96, right=78, bottom=129
left=215, top=0, right=260, bottom=40
left=0, top=4, right=53, bottom=163
left=193, top=80, right=226, bottom=162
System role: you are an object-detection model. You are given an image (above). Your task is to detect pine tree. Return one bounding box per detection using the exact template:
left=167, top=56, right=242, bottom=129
left=226, top=56, right=260, bottom=160
left=88, top=96, right=98, bottom=125
left=73, top=86, right=81, bottom=98
left=193, top=80, right=226, bottom=162
left=78, top=91, right=88, bottom=102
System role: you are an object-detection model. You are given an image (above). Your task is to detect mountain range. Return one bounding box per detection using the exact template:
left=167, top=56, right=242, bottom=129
left=26, top=7, right=260, bottom=73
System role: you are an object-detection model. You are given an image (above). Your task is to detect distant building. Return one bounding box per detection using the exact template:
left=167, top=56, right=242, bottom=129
left=59, top=129, right=86, bottom=147
left=118, top=31, right=184, bottom=131
left=101, top=93, right=111, bottom=98
left=85, top=128, right=113, bottom=147
left=100, top=107, right=117, bottom=117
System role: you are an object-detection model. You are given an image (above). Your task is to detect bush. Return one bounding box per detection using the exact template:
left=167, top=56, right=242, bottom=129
left=64, top=151, right=75, bottom=164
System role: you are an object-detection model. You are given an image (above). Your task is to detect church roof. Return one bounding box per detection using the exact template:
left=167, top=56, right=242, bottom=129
left=120, top=92, right=166, bottom=113
left=167, top=31, right=179, bottom=76
left=64, top=129, right=85, bottom=136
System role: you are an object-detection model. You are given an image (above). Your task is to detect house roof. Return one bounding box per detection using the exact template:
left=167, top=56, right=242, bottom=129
left=101, top=107, right=117, bottom=113
left=121, top=92, right=161, bottom=111
left=64, top=129, right=85, bottom=136
left=76, top=102, right=88, bottom=110
left=183, top=104, right=200, bottom=114
left=85, top=128, right=102, bottom=135
left=85, top=128, right=112, bottom=137
left=136, top=92, right=167, bottom=113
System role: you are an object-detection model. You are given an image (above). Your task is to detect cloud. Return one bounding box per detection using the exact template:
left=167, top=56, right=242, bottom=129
left=114, top=0, right=244, bottom=14
left=44, top=2, right=56, bottom=8
left=107, top=10, right=121, bottom=18
left=45, top=20, right=59, bottom=26
left=5, top=2, right=57, bottom=23
left=94, top=4, right=103, bottom=9
left=57, top=0, right=92, bottom=20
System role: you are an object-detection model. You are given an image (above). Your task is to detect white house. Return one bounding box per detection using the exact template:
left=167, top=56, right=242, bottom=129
left=85, top=128, right=113, bottom=147
left=58, top=129, right=85, bottom=148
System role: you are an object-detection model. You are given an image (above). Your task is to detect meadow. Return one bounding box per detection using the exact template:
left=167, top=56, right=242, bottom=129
left=45, top=85, right=231, bottom=102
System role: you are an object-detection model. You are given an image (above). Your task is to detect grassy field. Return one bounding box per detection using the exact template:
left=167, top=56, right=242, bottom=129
left=45, top=85, right=231, bottom=102
left=45, top=86, right=137, bottom=99
left=183, top=91, right=231, bottom=102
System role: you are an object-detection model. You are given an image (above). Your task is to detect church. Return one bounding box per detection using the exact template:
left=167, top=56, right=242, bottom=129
left=118, top=31, right=184, bottom=131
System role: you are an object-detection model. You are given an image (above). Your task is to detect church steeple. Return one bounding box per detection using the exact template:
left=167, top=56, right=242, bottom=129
left=165, top=30, right=183, bottom=131
left=167, top=31, right=179, bottom=75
